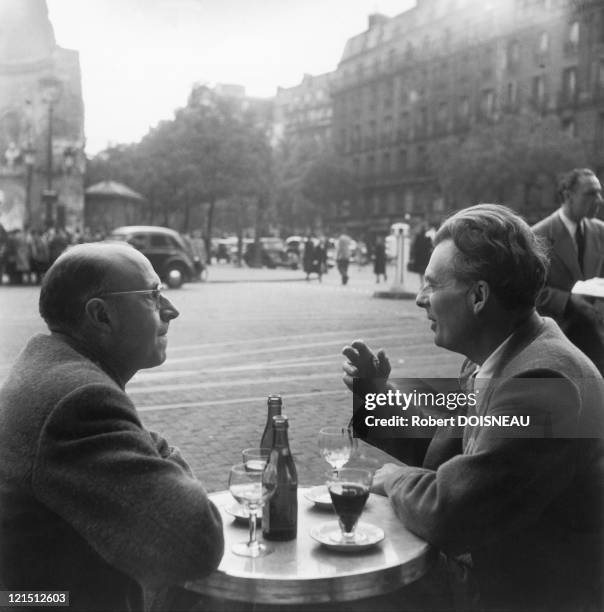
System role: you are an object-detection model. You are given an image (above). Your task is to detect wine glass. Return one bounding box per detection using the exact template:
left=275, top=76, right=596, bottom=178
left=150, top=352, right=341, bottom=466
left=318, top=426, right=355, bottom=473
left=228, top=463, right=277, bottom=557
left=326, top=467, right=373, bottom=544
left=242, top=447, right=270, bottom=472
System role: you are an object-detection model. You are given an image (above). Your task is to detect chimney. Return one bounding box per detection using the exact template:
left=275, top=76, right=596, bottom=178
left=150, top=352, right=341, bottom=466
left=368, top=13, right=389, bottom=29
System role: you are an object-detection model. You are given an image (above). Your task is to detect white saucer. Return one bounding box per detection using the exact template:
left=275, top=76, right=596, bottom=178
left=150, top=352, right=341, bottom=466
left=303, top=485, right=333, bottom=509
left=310, top=521, right=384, bottom=552
left=224, top=503, right=261, bottom=525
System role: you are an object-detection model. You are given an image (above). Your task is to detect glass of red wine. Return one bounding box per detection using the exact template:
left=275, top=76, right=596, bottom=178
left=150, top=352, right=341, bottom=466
left=326, top=467, right=373, bottom=544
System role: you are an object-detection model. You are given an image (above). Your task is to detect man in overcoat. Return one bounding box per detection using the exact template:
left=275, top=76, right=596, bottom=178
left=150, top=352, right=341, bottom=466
left=0, top=243, right=224, bottom=611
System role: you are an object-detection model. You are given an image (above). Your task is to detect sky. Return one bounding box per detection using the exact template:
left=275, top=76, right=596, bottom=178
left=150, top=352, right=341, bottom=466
left=46, top=0, right=416, bottom=155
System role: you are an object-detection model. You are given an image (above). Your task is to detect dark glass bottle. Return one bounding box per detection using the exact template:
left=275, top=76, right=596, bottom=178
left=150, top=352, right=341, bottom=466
left=262, top=415, right=298, bottom=541
left=260, top=395, right=282, bottom=450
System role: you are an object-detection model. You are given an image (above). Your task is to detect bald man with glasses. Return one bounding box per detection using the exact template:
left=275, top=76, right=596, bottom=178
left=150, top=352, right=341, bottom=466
left=0, top=243, right=224, bottom=612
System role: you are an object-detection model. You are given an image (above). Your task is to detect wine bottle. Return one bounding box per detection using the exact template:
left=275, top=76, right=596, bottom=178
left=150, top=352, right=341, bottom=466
left=260, top=395, right=282, bottom=450
left=262, top=415, right=298, bottom=541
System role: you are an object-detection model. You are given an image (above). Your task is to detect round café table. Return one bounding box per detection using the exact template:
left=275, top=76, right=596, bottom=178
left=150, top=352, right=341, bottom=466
left=186, top=487, right=432, bottom=607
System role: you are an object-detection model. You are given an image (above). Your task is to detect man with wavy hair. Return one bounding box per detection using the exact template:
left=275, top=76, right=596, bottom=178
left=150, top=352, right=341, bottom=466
left=343, top=204, right=604, bottom=611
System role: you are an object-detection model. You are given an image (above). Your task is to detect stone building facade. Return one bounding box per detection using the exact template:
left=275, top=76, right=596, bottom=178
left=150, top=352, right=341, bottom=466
left=329, top=0, right=604, bottom=237
left=273, top=72, right=334, bottom=151
left=0, top=0, right=85, bottom=230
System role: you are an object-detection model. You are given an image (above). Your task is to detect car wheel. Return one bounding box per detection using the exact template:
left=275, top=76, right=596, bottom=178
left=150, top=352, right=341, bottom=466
left=165, top=264, right=185, bottom=288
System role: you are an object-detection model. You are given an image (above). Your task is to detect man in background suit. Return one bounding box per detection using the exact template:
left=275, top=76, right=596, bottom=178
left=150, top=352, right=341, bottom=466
left=532, top=168, right=604, bottom=373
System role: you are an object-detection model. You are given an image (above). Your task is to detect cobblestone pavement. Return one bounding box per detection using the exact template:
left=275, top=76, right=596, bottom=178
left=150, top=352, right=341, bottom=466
left=0, top=263, right=461, bottom=492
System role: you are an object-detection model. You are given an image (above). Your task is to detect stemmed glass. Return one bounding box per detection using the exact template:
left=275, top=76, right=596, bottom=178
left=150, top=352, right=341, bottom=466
left=318, top=426, right=356, bottom=474
left=326, top=467, right=373, bottom=544
left=228, top=463, right=277, bottom=557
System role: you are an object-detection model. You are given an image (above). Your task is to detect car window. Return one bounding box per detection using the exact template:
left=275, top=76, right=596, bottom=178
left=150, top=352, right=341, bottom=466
left=149, top=234, right=171, bottom=248
left=168, top=236, right=182, bottom=249
left=128, top=234, right=148, bottom=250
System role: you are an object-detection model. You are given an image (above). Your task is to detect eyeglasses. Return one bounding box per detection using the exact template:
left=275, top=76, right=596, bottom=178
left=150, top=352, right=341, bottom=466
left=100, top=284, right=163, bottom=308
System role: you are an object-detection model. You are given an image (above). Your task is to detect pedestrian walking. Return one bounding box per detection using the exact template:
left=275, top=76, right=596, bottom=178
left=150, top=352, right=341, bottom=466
left=29, top=229, right=50, bottom=284
left=336, top=232, right=352, bottom=285
left=190, top=229, right=208, bottom=281
left=373, top=236, right=387, bottom=283
left=303, top=236, right=315, bottom=280
left=408, top=223, right=433, bottom=285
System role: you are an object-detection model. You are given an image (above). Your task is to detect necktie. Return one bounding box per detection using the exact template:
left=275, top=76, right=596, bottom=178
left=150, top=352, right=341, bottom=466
left=576, top=221, right=585, bottom=273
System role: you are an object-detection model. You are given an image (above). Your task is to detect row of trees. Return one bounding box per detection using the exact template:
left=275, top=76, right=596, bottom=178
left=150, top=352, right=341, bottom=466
left=429, top=112, right=588, bottom=220
left=86, top=85, right=356, bottom=243
left=88, top=86, right=591, bottom=243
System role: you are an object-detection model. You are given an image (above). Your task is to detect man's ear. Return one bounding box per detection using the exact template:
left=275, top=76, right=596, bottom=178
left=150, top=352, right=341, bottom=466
left=469, top=280, right=490, bottom=314
left=84, top=298, right=114, bottom=332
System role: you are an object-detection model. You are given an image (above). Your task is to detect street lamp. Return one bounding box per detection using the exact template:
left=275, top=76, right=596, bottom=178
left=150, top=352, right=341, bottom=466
left=56, top=147, right=77, bottom=229
left=23, top=145, right=36, bottom=227
left=39, top=76, right=62, bottom=228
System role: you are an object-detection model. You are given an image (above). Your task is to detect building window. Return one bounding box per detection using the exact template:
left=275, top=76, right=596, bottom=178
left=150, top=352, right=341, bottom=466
left=538, top=31, right=549, bottom=55
left=480, top=89, right=495, bottom=117
left=437, top=102, right=449, bottom=130
left=532, top=75, right=546, bottom=107
left=417, top=145, right=428, bottom=170
left=459, top=96, right=470, bottom=119
left=353, top=157, right=360, bottom=175
left=373, top=194, right=381, bottom=215
left=398, top=111, right=409, bottom=139
left=387, top=192, right=398, bottom=215
left=562, top=67, right=577, bottom=102
left=367, top=155, right=375, bottom=176
left=398, top=148, right=408, bottom=171
left=568, top=21, right=580, bottom=46
left=562, top=117, right=576, bottom=138
left=507, top=81, right=518, bottom=107
left=383, top=151, right=392, bottom=174
left=506, top=39, right=520, bottom=69
left=598, top=59, right=604, bottom=91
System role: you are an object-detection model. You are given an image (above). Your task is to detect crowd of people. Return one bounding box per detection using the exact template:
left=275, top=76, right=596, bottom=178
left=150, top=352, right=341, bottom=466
left=0, top=167, right=603, bottom=612
left=0, top=225, right=107, bottom=286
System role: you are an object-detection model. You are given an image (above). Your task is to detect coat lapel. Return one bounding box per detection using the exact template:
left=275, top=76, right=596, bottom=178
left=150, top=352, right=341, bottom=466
left=549, top=214, right=583, bottom=280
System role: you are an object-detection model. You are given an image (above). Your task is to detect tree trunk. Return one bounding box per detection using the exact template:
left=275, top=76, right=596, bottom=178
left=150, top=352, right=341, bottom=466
left=205, top=198, right=216, bottom=263
left=183, top=198, right=191, bottom=233
left=252, top=195, right=264, bottom=268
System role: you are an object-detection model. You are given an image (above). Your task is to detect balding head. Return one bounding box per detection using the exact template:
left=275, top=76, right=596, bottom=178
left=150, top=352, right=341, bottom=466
left=39, top=242, right=154, bottom=330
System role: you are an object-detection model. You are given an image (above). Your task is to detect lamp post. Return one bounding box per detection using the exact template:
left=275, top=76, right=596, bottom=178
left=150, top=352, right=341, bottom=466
left=39, top=76, right=62, bottom=228
left=23, top=146, right=36, bottom=228
left=56, top=147, right=76, bottom=229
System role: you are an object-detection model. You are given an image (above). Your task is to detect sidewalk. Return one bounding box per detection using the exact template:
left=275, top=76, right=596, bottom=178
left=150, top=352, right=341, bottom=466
left=203, top=262, right=422, bottom=294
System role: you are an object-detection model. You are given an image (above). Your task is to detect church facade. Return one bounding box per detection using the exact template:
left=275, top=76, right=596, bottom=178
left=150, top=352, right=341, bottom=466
left=0, top=0, right=85, bottom=231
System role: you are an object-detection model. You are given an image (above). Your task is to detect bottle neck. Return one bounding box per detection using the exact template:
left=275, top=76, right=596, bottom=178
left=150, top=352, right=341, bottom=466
left=272, top=426, right=289, bottom=451
left=267, top=402, right=281, bottom=419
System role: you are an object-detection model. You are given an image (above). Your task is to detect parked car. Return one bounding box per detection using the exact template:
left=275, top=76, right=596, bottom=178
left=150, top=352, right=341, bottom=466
left=244, top=237, right=298, bottom=269
left=107, top=225, right=196, bottom=288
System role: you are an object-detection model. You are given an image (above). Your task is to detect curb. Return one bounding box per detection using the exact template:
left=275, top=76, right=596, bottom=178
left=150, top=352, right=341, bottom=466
left=373, top=289, right=417, bottom=299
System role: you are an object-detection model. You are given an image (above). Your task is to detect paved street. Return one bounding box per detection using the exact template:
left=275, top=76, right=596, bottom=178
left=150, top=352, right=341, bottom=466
left=0, top=263, right=461, bottom=492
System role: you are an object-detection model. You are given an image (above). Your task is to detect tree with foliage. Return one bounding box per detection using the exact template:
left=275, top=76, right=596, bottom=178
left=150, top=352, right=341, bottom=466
left=273, top=135, right=356, bottom=235
left=86, top=85, right=273, bottom=253
left=428, top=111, right=588, bottom=218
